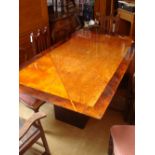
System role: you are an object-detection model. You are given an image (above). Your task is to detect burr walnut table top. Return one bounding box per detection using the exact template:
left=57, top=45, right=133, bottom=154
left=20, top=30, right=134, bottom=119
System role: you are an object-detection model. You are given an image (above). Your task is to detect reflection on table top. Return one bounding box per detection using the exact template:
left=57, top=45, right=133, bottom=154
left=19, top=29, right=134, bottom=119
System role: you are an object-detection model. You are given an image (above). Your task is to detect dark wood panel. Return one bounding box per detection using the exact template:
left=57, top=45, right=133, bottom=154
left=49, top=14, right=81, bottom=44
left=94, top=0, right=112, bottom=22
left=19, top=0, right=49, bottom=65
left=19, top=0, right=49, bottom=33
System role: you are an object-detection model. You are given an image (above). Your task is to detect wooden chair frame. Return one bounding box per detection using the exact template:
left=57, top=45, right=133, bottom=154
left=30, top=26, right=51, bottom=55
left=19, top=26, right=51, bottom=112
left=19, top=47, right=28, bottom=66
left=19, top=94, right=45, bottom=112
left=19, top=112, right=51, bottom=155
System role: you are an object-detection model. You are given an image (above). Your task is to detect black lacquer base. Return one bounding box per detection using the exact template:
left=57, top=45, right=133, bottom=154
left=54, top=106, right=89, bottom=129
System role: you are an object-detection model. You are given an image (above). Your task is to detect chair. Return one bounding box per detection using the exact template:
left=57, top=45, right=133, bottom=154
left=19, top=48, right=45, bottom=113
left=125, top=72, right=135, bottom=124
left=30, top=26, right=51, bottom=55
left=66, top=0, right=76, bottom=13
left=70, top=14, right=82, bottom=32
left=19, top=26, right=51, bottom=112
left=51, top=14, right=81, bottom=44
left=51, top=26, right=71, bottom=44
left=108, top=125, right=135, bottom=155
left=19, top=112, right=51, bottom=155
left=48, top=0, right=76, bottom=14
left=100, top=15, right=120, bottom=35
left=110, top=44, right=135, bottom=124
left=19, top=47, right=28, bottom=66
left=110, top=73, right=135, bottom=124
left=123, top=51, right=135, bottom=124
left=19, top=93, right=45, bottom=112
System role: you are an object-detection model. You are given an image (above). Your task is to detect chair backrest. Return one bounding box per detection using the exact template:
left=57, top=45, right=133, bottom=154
left=19, top=47, right=28, bottom=66
left=100, top=15, right=120, bottom=35
left=66, top=0, right=76, bottom=13
left=51, top=14, right=81, bottom=44
left=30, top=26, right=51, bottom=55
left=50, top=0, right=76, bottom=14
left=70, top=14, right=82, bottom=31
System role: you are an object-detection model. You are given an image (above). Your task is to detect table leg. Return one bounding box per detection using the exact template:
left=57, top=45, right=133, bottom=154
left=54, top=105, right=89, bottom=129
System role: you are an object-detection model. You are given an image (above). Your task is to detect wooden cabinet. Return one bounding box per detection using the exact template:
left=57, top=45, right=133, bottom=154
left=49, top=16, right=71, bottom=43
left=94, top=0, right=135, bottom=39
left=49, top=12, right=81, bottom=44
left=19, top=0, right=49, bottom=64
left=117, top=8, right=135, bottom=39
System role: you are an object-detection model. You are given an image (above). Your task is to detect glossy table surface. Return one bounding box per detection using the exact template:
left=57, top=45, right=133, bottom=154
left=20, top=29, right=134, bottom=119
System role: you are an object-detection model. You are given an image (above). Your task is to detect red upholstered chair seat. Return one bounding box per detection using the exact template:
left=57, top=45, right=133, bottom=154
left=20, top=93, right=45, bottom=112
left=110, top=125, right=135, bottom=155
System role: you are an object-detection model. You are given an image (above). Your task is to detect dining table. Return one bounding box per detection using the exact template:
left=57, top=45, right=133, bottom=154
left=19, top=29, right=134, bottom=128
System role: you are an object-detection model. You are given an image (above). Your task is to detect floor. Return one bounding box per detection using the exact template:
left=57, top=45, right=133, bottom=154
left=19, top=102, right=126, bottom=155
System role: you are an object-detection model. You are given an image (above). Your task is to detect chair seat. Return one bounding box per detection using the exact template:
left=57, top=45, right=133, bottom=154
left=110, top=125, right=135, bottom=155
left=20, top=93, right=45, bottom=111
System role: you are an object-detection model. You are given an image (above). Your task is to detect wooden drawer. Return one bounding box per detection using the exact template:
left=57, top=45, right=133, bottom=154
left=118, top=8, right=135, bottom=23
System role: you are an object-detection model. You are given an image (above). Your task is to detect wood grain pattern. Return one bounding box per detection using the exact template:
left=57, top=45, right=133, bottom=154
left=19, top=30, right=134, bottom=119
